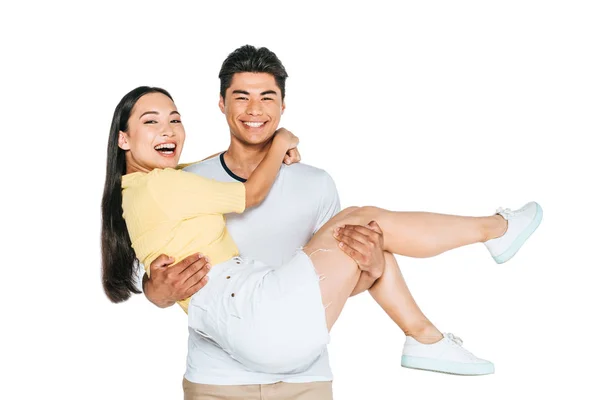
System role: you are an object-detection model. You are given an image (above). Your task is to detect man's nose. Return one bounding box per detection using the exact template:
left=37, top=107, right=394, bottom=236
left=246, top=99, right=263, bottom=116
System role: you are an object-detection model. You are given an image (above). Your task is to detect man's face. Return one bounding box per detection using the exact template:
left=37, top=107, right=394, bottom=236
left=219, top=72, right=285, bottom=146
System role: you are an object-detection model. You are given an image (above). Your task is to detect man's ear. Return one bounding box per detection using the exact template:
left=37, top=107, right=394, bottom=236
left=118, top=131, right=130, bottom=150
left=219, top=95, right=226, bottom=114
left=281, top=100, right=286, bottom=115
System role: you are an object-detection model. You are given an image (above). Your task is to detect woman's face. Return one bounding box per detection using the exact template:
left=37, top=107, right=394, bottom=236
left=119, top=92, right=185, bottom=174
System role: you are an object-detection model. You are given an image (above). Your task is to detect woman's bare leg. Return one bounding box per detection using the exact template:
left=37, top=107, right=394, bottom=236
left=303, top=206, right=508, bottom=330
left=369, top=253, right=443, bottom=343
left=350, top=208, right=507, bottom=258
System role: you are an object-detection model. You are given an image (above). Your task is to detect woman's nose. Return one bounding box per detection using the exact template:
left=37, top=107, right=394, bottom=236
left=161, top=126, right=175, bottom=137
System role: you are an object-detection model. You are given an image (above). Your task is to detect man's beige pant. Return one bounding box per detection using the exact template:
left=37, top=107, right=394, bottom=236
left=183, top=378, right=333, bottom=400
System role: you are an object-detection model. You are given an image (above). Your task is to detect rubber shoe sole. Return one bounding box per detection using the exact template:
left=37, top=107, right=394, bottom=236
left=401, top=355, right=495, bottom=376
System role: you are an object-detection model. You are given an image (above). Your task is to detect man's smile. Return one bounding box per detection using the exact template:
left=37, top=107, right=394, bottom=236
left=242, top=121, right=267, bottom=128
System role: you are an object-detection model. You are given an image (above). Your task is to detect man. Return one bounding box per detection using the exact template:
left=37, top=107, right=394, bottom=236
left=143, top=45, right=489, bottom=399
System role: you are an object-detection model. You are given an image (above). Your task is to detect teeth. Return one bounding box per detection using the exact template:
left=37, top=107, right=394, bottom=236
left=155, top=143, right=176, bottom=150
left=244, top=122, right=264, bottom=128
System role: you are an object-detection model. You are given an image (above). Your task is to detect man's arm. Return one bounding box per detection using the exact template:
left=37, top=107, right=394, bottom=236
left=143, top=253, right=211, bottom=308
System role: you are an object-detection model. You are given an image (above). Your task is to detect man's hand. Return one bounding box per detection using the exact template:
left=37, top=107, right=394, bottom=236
left=143, top=253, right=211, bottom=308
left=333, top=221, right=385, bottom=280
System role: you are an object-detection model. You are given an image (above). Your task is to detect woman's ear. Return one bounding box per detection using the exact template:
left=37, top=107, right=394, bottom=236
left=118, top=131, right=130, bottom=150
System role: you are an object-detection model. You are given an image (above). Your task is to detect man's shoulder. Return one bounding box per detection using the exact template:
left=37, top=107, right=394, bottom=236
left=283, top=162, right=334, bottom=183
left=182, top=154, right=222, bottom=173
left=281, top=163, right=338, bottom=202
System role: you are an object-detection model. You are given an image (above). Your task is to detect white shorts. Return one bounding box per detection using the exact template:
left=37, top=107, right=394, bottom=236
left=188, top=250, right=330, bottom=374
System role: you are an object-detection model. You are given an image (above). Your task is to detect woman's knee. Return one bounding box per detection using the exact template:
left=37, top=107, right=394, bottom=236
left=346, top=206, right=382, bottom=220
left=340, top=206, right=360, bottom=215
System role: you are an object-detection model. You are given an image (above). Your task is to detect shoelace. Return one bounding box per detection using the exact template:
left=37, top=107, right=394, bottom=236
left=496, top=207, right=518, bottom=220
left=445, top=333, right=479, bottom=360
left=446, top=333, right=463, bottom=346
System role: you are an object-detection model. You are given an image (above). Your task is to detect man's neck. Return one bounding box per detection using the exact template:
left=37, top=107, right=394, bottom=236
left=222, top=137, right=274, bottom=180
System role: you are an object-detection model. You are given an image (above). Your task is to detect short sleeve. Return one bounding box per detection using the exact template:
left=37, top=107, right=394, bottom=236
left=149, top=168, right=245, bottom=217
left=314, top=171, right=341, bottom=233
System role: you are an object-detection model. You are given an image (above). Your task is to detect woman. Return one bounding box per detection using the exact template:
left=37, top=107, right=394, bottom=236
left=102, top=86, right=543, bottom=375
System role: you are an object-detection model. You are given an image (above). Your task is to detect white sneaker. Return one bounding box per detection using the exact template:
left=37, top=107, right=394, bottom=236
left=401, top=333, right=495, bottom=375
left=484, top=201, right=543, bottom=264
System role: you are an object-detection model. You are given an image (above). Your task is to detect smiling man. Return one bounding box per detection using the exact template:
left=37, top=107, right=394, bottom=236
left=142, top=45, right=483, bottom=399
left=144, top=46, right=346, bottom=399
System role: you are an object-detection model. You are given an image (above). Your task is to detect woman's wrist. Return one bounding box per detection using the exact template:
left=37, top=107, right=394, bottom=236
left=271, top=136, right=289, bottom=155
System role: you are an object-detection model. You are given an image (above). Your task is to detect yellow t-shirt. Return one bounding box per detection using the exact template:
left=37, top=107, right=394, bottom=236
left=121, top=168, right=246, bottom=313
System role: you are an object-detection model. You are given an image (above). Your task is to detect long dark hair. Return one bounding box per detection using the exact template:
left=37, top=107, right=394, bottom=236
left=101, top=86, right=174, bottom=303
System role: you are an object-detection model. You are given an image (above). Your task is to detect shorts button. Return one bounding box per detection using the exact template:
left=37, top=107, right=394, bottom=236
left=231, top=293, right=235, bottom=297
left=226, top=276, right=231, bottom=279
left=235, top=261, right=241, bottom=264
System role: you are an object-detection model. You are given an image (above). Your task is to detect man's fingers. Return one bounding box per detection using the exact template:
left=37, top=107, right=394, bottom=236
left=335, top=225, right=380, bottom=245
left=149, top=254, right=175, bottom=271
left=181, top=257, right=211, bottom=283
left=334, top=227, right=370, bottom=246
left=338, top=243, right=366, bottom=265
left=336, top=233, right=369, bottom=255
left=170, top=253, right=206, bottom=273
left=367, top=220, right=383, bottom=234
left=184, top=275, right=210, bottom=299
left=338, top=224, right=376, bottom=237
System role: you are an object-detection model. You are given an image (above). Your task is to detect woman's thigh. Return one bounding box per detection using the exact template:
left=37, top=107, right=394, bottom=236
left=303, top=206, right=378, bottom=329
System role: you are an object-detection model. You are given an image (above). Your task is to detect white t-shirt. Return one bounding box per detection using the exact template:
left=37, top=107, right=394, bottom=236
left=183, top=153, right=341, bottom=384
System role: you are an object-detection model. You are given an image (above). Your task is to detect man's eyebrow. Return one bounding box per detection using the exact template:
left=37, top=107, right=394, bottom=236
left=231, top=90, right=278, bottom=96
left=170, top=111, right=181, bottom=116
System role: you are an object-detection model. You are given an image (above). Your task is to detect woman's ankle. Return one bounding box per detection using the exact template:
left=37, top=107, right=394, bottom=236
left=483, top=215, right=508, bottom=242
left=404, top=323, right=443, bottom=344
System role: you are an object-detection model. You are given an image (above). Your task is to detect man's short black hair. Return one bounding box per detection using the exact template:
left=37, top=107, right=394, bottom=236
left=219, top=45, right=288, bottom=99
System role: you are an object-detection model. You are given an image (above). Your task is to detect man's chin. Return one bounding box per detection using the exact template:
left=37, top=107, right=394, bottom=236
left=239, top=133, right=276, bottom=146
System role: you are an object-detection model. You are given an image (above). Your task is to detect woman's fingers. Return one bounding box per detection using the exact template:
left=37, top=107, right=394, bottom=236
left=285, top=147, right=301, bottom=165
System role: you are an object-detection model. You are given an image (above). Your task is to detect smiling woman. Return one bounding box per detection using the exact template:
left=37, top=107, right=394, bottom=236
left=101, top=87, right=176, bottom=303
left=117, top=92, right=185, bottom=174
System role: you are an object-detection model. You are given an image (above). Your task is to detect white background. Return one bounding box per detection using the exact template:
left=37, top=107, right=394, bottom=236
left=1, top=1, right=599, bottom=399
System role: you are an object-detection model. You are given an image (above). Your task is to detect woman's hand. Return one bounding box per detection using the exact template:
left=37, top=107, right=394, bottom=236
left=274, top=127, right=299, bottom=151
left=284, top=147, right=301, bottom=165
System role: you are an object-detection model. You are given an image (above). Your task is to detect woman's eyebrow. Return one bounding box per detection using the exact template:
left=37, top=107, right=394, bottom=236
left=139, top=111, right=159, bottom=119
left=139, top=110, right=180, bottom=119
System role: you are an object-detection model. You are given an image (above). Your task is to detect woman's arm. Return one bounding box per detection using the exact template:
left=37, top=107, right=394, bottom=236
left=244, top=129, right=298, bottom=208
